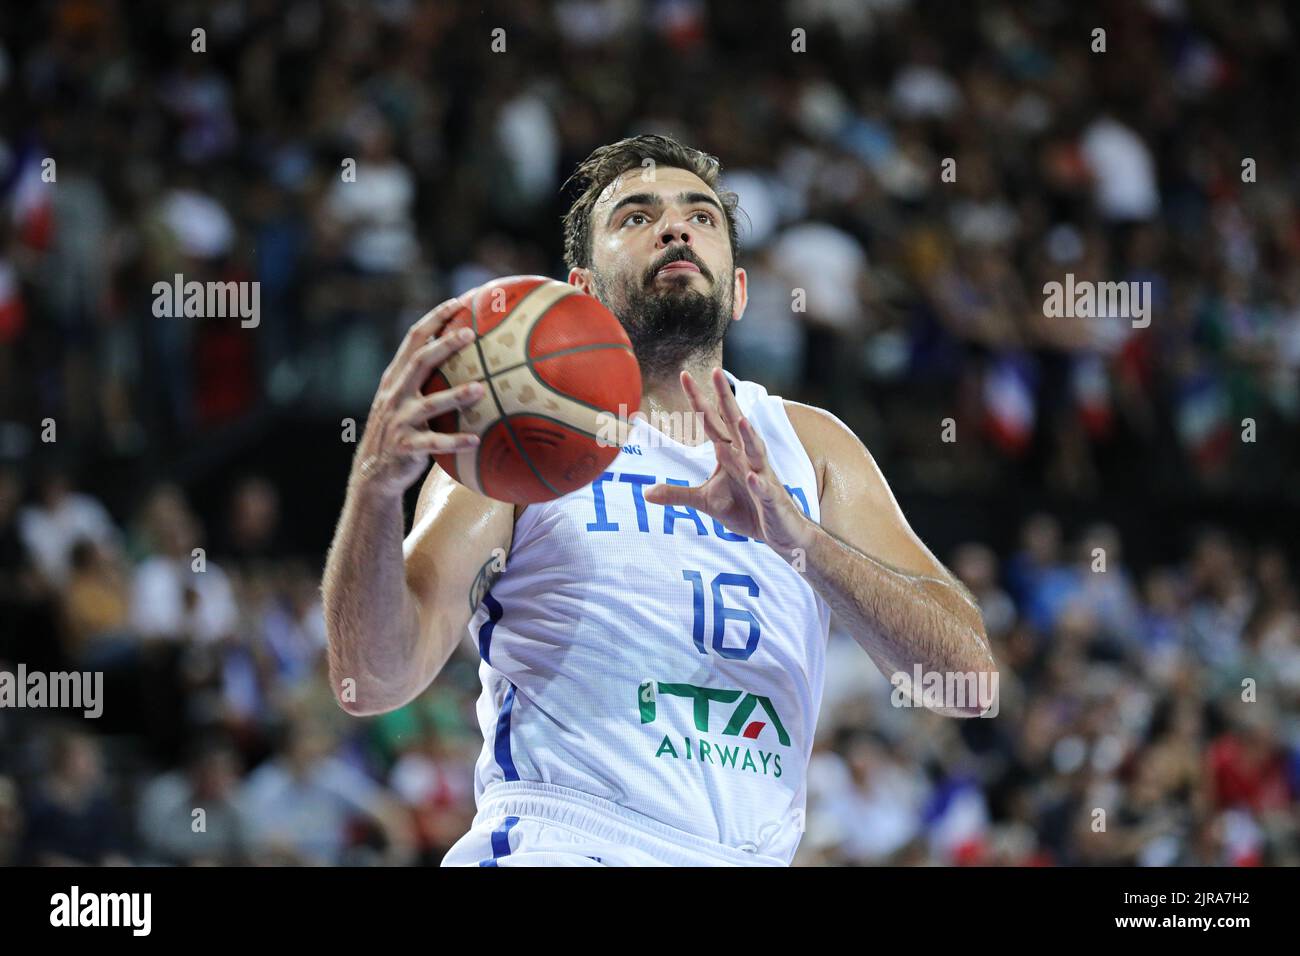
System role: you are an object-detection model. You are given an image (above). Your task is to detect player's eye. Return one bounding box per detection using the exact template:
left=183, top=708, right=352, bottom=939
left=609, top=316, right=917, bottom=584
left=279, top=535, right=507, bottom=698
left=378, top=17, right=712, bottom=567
left=692, top=211, right=715, bottom=226
left=622, top=212, right=650, bottom=227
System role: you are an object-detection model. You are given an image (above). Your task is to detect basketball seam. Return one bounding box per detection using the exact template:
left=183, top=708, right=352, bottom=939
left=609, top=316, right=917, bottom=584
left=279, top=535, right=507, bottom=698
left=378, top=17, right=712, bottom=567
left=476, top=280, right=576, bottom=343
left=472, top=291, right=562, bottom=499
left=501, top=411, right=620, bottom=490
left=504, top=410, right=601, bottom=443
left=485, top=341, right=634, bottom=381
left=480, top=280, right=637, bottom=418
left=521, top=345, right=639, bottom=418
left=523, top=288, right=625, bottom=373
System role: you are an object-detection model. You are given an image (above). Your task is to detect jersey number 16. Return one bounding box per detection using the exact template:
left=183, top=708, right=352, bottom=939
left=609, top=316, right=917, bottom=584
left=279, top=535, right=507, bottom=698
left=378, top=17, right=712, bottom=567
left=681, top=570, right=761, bottom=660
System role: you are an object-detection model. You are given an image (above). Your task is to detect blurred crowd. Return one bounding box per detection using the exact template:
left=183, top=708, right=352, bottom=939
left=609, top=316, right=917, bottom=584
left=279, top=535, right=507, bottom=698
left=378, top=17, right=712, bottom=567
left=2, top=0, right=1300, bottom=494
left=806, top=517, right=1300, bottom=865
left=0, top=466, right=480, bottom=865
left=1, top=0, right=1298, bottom=865
left=1, top=466, right=1297, bottom=865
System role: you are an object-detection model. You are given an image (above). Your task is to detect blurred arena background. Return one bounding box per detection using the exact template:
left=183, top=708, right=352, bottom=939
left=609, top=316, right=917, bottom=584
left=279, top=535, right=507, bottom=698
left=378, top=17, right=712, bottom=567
left=1, top=0, right=1298, bottom=866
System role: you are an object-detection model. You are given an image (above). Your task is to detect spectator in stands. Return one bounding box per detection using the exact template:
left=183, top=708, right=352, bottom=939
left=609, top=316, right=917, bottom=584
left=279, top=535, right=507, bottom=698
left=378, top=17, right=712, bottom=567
left=59, top=537, right=132, bottom=668
left=136, top=736, right=250, bottom=866
left=238, top=713, right=416, bottom=866
left=129, top=484, right=237, bottom=644
left=20, top=729, right=128, bottom=866
left=18, top=468, right=119, bottom=588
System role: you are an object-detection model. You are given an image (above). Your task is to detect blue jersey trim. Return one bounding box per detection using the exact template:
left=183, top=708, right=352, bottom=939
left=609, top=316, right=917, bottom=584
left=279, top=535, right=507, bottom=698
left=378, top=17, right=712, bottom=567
left=494, top=682, right=520, bottom=781
left=478, top=591, right=504, bottom=664
left=478, top=815, right=521, bottom=866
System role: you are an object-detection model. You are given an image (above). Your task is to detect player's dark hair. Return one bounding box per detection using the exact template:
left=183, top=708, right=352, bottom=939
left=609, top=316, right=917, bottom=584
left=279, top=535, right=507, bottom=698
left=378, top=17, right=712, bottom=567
left=561, top=133, right=741, bottom=272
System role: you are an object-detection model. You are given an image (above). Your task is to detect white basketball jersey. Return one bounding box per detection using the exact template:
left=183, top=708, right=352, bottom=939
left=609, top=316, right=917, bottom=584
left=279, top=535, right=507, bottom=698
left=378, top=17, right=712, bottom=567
left=464, top=370, right=832, bottom=863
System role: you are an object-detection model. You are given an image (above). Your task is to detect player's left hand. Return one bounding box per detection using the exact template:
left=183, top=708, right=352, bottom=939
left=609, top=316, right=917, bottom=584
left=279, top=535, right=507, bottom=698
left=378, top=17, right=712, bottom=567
left=644, top=367, right=816, bottom=562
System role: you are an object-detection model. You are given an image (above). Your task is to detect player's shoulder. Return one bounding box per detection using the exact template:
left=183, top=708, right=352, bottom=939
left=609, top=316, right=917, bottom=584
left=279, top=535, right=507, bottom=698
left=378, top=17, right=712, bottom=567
left=782, top=400, right=868, bottom=457
left=781, top=401, right=875, bottom=502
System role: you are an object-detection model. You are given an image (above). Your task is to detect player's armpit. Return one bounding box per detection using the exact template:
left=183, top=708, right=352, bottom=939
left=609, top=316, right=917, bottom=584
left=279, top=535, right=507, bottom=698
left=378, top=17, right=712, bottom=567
left=403, top=465, right=516, bottom=685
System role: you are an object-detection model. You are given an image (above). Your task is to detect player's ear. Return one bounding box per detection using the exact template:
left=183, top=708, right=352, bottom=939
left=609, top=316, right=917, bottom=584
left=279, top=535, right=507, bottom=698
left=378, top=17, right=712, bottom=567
left=731, top=267, right=748, bottom=322
left=568, top=267, right=594, bottom=296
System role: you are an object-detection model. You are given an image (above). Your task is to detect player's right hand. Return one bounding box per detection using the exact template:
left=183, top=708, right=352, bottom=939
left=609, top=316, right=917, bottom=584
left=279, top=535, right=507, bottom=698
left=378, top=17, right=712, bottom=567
left=350, top=297, right=486, bottom=498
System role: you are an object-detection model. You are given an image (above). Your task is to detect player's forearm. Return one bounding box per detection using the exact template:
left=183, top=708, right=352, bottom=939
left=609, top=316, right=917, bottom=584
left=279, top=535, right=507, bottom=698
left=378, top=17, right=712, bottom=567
left=321, top=476, right=429, bottom=714
left=795, top=523, right=995, bottom=694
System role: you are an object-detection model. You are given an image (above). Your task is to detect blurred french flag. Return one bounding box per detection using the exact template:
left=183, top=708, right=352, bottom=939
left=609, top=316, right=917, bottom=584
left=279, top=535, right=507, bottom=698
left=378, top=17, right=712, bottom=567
left=2, top=142, right=55, bottom=252
left=0, top=259, right=24, bottom=343
left=1072, top=354, right=1113, bottom=438
left=1176, top=371, right=1233, bottom=469
left=983, top=353, right=1037, bottom=454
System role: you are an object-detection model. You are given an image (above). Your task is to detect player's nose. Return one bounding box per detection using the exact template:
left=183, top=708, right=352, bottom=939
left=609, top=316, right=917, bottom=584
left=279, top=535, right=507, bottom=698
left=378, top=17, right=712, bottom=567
left=656, top=217, right=693, bottom=248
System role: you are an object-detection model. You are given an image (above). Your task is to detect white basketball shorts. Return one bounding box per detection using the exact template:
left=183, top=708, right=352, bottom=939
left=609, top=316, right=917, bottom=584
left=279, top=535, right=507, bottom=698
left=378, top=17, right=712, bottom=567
left=440, top=781, right=787, bottom=867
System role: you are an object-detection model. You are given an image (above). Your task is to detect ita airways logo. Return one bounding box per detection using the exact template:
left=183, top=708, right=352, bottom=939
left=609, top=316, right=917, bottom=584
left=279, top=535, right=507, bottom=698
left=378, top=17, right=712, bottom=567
left=638, top=680, right=790, bottom=778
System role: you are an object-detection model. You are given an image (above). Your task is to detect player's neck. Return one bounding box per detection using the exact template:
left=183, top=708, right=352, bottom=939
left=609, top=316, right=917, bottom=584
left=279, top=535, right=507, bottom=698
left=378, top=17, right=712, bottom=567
left=638, top=353, right=723, bottom=447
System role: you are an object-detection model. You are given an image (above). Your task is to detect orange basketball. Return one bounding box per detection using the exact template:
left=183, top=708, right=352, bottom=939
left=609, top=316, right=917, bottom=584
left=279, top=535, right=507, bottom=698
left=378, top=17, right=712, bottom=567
left=422, top=276, right=642, bottom=504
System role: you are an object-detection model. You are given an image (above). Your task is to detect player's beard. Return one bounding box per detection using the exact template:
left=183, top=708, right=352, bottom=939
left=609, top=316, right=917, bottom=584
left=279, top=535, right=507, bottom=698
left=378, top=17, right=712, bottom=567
left=592, top=250, right=732, bottom=382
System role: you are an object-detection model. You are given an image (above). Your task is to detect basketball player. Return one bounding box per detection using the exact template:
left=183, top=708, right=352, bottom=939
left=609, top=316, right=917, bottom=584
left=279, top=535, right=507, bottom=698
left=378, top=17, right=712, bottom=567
left=321, top=134, right=996, bottom=866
